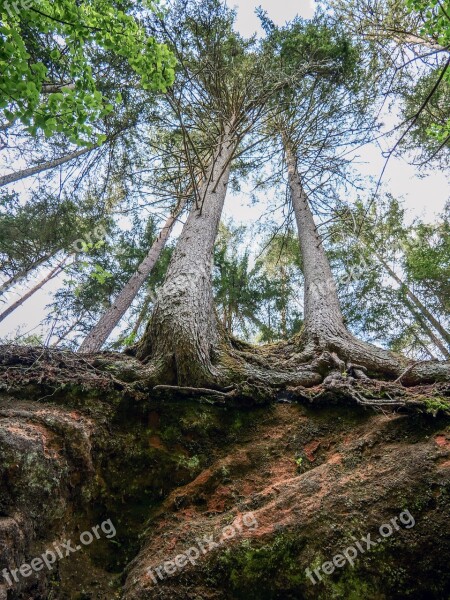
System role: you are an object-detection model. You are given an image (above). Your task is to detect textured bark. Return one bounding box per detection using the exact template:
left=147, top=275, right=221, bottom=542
left=137, top=125, right=236, bottom=386
left=78, top=199, right=186, bottom=354
left=0, top=147, right=93, bottom=188
left=285, top=139, right=346, bottom=342
left=0, top=260, right=65, bottom=323
left=283, top=137, right=450, bottom=381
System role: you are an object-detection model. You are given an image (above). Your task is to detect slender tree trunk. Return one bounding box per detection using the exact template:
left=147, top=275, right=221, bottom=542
left=0, top=253, right=58, bottom=296
left=284, top=139, right=346, bottom=341
left=137, top=124, right=236, bottom=386
left=0, top=147, right=94, bottom=188
left=51, top=319, right=81, bottom=347
left=403, top=296, right=449, bottom=359
left=0, top=260, right=66, bottom=323
left=376, top=254, right=450, bottom=350
left=78, top=199, right=186, bottom=353
left=284, top=136, right=416, bottom=379
left=280, top=265, right=288, bottom=339
left=131, top=292, right=154, bottom=337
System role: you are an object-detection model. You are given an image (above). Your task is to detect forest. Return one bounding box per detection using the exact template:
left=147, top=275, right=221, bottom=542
left=0, top=0, right=449, bottom=598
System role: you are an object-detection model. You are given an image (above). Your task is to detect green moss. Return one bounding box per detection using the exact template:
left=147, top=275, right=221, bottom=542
left=212, top=533, right=307, bottom=599
left=423, top=397, right=450, bottom=417
left=322, top=572, right=380, bottom=600
left=177, top=454, right=201, bottom=474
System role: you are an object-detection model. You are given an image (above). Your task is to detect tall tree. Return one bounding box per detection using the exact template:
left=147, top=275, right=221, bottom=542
left=261, top=14, right=450, bottom=382
left=78, top=196, right=187, bottom=353
left=134, top=0, right=303, bottom=385
left=0, top=0, right=175, bottom=143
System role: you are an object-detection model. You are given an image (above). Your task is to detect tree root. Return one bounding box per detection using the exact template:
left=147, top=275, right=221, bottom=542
left=286, top=374, right=450, bottom=416
left=1, top=341, right=449, bottom=415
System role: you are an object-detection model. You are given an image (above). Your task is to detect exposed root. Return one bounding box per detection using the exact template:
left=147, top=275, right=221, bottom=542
left=1, top=340, right=449, bottom=415
left=286, top=374, right=450, bottom=416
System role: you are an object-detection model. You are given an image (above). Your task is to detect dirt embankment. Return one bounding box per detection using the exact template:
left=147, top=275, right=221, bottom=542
left=0, top=346, right=449, bottom=599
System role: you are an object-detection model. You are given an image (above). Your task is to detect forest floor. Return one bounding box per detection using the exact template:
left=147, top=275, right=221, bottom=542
left=0, top=345, right=449, bottom=599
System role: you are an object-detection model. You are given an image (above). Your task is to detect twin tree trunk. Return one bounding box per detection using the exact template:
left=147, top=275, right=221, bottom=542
left=78, top=199, right=186, bottom=353
left=132, top=129, right=448, bottom=387
left=136, top=124, right=236, bottom=386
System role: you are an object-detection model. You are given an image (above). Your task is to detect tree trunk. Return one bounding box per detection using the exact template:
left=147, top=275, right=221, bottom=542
left=284, top=139, right=346, bottom=341
left=50, top=319, right=82, bottom=347
left=284, top=137, right=415, bottom=379
left=78, top=199, right=186, bottom=354
left=0, top=260, right=66, bottom=323
left=0, top=147, right=94, bottom=188
left=136, top=124, right=236, bottom=386
left=401, top=295, right=450, bottom=359
left=0, top=252, right=58, bottom=296
left=130, top=292, right=154, bottom=337
left=376, top=253, right=450, bottom=350
left=280, top=265, right=288, bottom=339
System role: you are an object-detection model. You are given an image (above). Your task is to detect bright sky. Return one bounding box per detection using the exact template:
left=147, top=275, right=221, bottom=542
left=227, top=0, right=449, bottom=226
left=0, top=0, right=448, bottom=343
left=232, top=0, right=316, bottom=35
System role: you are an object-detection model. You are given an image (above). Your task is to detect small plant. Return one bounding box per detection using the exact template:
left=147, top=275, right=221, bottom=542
left=177, top=455, right=201, bottom=474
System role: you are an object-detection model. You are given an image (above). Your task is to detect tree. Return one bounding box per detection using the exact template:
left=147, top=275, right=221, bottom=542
left=0, top=190, right=109, bottom=296
left=0, top=0, right=175, bottom=144
left=213, top=223, right=264, bottom=338
left=404, top=210, right=450, bottom=315
left=78, top=196, right=187, bottom=353
left=257, top=13, right=450, bottom=385
left=0, top=258, right=67, bottom=324
left=133, top=0, right=295, bottom=385
left=42, top=214, right=173, bottom=350
left=327, top=197, right=450, bottom=359
left=326, top=0, right=450, bottom=164
left=254, top=231, right=304, bottom=342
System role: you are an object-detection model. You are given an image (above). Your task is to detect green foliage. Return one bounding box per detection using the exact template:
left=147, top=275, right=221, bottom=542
left=213, top=223, right=267, bottom=338
left=0, top=0, right=175, bottom=143
left=213, top=224, right=303, bottom=342
left=400, top=0, right=450, bottom=149
left=0, top=190, right=110, bottom=279
left=404, top=214, right=450, bottom=313
left=259, top=11, right=362, bottom=95
left=406, top=0, right=450, bottom=47
left=328, top=196, right=449, bottom=358
left=402, top=66, right=450, bottom=157
left=45, top=213, right=173, bottom=349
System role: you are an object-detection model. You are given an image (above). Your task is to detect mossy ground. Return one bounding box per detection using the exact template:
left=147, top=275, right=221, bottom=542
left=0, top=346, right=449, bottom=599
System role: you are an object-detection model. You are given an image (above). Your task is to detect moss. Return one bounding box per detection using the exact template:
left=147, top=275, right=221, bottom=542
left=321, top=572, right=382, bottom=600
left=212, top=533, right=307, bottom=599
left=422, top=397, right=450, bottom=417
left=177, top=454, right=201, bottom=474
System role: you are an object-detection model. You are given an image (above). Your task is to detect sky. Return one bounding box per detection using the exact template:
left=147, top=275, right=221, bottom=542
left=226, top=0, right=449, bottom=226
left=0, top=0, right=448, bottom=342
left=233, top=0, right=316, bottom=35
